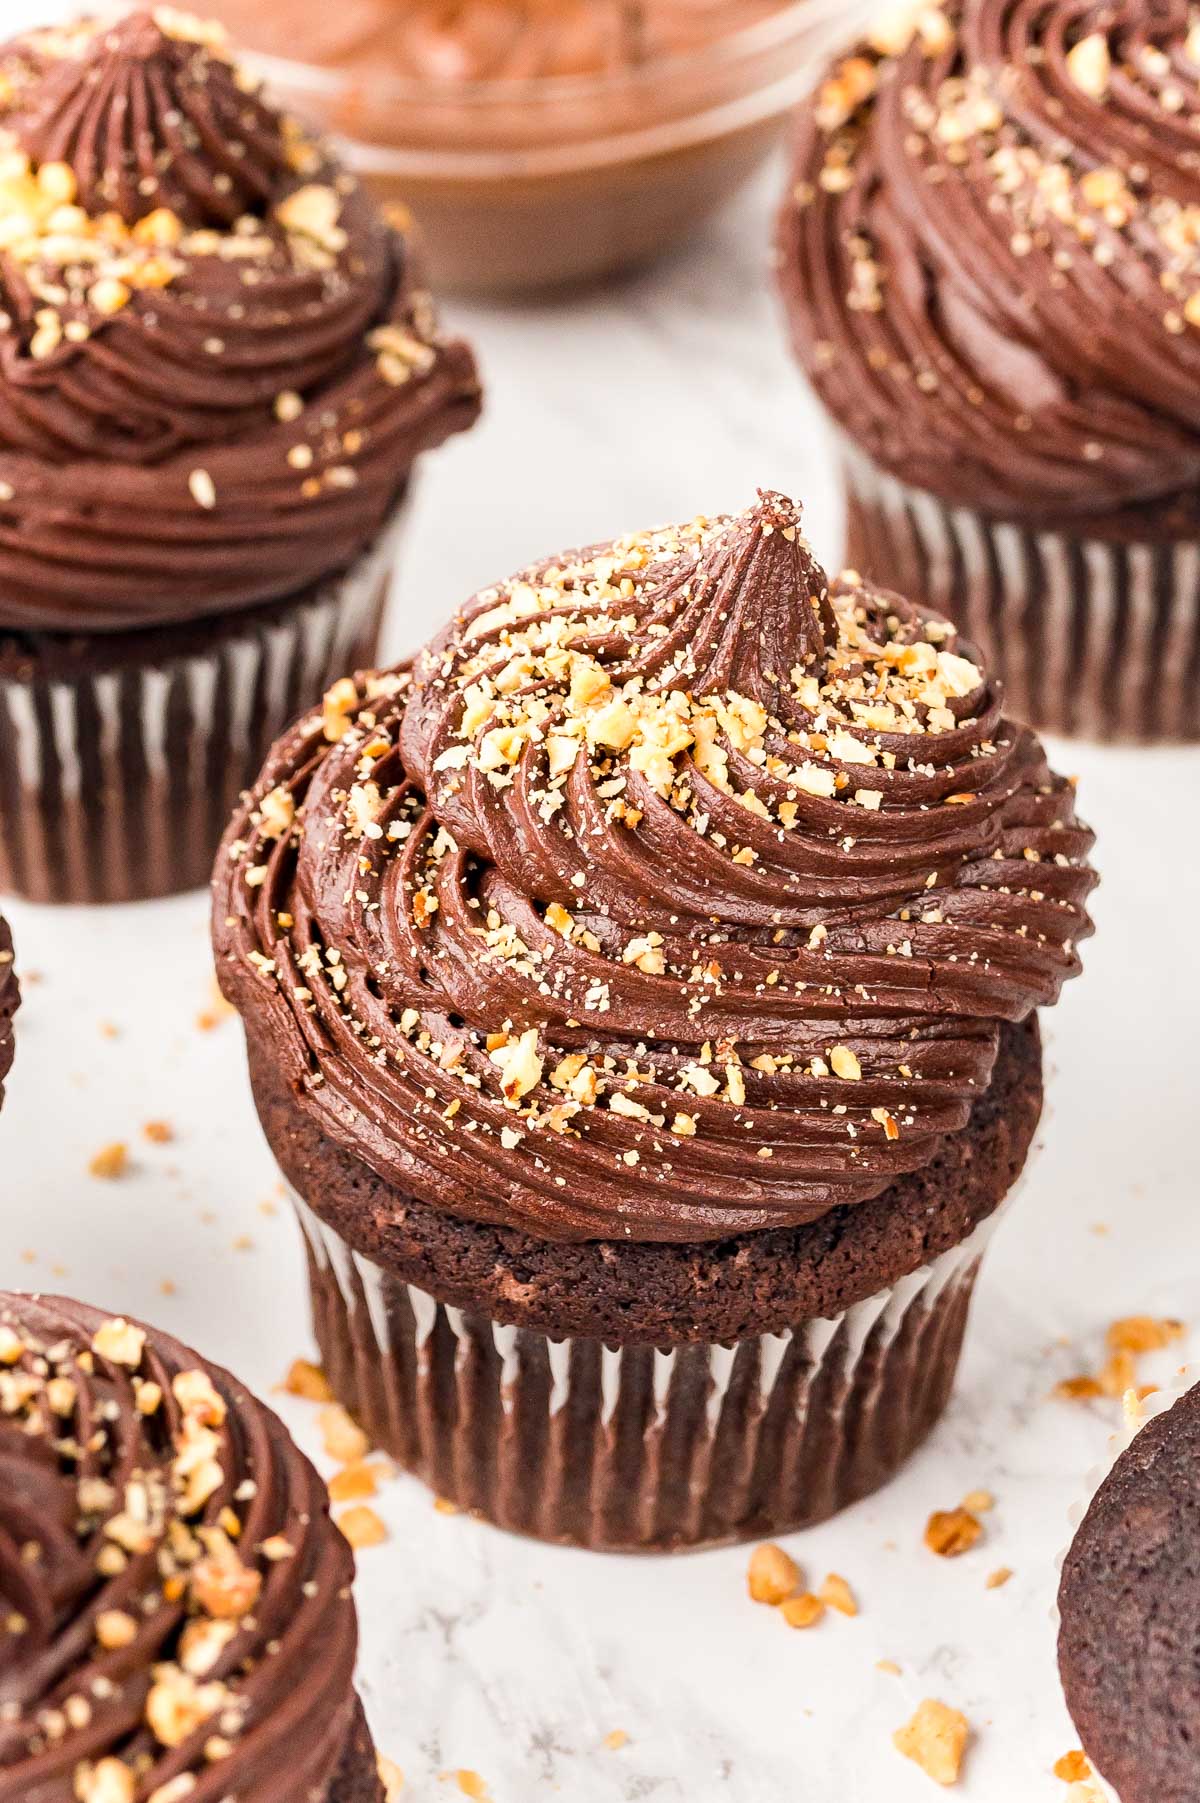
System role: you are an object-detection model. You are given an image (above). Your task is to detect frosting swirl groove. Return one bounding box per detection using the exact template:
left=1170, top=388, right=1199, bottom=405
left=216, top=491, right=1096, bottom=1244
left=780, top=0, right=1200, bottom=522
left=0, top=11, right=480, bottom=632
left=0, top=1292, right=367, bottom=1803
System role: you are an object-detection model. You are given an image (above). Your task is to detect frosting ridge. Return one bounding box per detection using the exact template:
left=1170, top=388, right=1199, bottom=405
left=215, top=490, right=1096, bottom=1244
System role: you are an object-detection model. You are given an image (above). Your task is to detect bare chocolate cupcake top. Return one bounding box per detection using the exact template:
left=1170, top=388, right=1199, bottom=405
left=0, top=917, right=14, bottom=1111
left=215, top=490, right=1095, bottom=1244
left=778, top=0, right=1200, bottom=523
left=0, top=9, right=480, bottom=633
left=1059, top=1383, right=1200, bottom=1803
left=0, top=1291, right=370, bottom=1803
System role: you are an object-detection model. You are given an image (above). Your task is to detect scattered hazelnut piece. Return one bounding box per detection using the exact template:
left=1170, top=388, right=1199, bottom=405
left=283, top=1358, right=333, bottom=1402
left=88, top=1143, right=129, bottom=1181
left=780, top=1592, right=825, bottom=1630
left=319, top=1403, right=370, bottom=1465
left=747, top=1542, right=800, bottom=1605
left=894, top=1699, right=969, bottom=1786
left=377, top=1755, right=405, bottom=1799
left=924, top=1506, right=983, bottom=1558
left=91, top=1318, right=145, bottom=1369
left=986, top=1567, right=1013, bottom=1591
left=818, top=1573, right=858, bottom=1616
left=338, top=1505, right=388, bottom=1549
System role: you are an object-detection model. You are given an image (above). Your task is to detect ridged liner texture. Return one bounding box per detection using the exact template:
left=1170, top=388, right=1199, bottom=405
left=293, top=1189, right=1006, bottom=1552
left=0, top=508, right=405, bottom=904
left=842, top=444, right=1200, bottom=745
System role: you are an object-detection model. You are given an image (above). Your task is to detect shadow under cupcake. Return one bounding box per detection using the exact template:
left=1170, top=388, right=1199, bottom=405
left=777, top=3, right=1200, bottom=743
left=0, top=9, right=480, bottom=904
left=214, top=488, right=1096, bottom=1550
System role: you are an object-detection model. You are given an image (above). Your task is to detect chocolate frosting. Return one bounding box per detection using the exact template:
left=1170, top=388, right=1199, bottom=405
left=0, top=12, right=480, bottom=633
left=215, top=490, right=1096, bottom=1245
left=205, top=1, right=790, bottom=84
left=0, top=1292, right=365, bottom=1803
left=0, top=917, right=14, bottom=1112
left=779, top=0, right=1200, bottom=523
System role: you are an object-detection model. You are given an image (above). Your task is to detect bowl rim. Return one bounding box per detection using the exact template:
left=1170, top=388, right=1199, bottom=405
left=221, top=0, right=860, bottom=111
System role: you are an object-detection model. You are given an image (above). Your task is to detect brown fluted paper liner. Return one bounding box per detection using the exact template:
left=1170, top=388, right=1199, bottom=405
left=0, top=511, right=405, bottom=903
left=842, top=443, right=1200, bottom=744
left=293, top=1193, right=1003, bottom=1553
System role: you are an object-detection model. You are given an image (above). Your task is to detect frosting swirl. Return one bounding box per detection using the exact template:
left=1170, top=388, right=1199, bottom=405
left=0, top=1292, right=369, bottom=1803
left=0, top=917, right=14, bottom=1113
left=779, top=0, right=1200, bottom=523
left=204, top=1, right=793, bottom=84
left=215, top=490, right=1096, bottom=1244
left=0, top=11, right=480, bottom=633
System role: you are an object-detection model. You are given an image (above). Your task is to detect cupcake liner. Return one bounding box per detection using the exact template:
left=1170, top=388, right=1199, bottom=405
left=0, top=508, right=405, bottom=904
left=840, top=441, right=1200, bottom=743
left=292, top=1191, right=1006, bottom=1553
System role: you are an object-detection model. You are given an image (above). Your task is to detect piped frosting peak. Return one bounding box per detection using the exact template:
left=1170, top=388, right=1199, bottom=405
left=216, top=491, right=1096, bottom=1244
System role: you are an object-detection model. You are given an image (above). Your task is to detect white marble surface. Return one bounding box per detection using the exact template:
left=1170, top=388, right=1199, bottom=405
left=3, top=27, right=1200, bottom=1791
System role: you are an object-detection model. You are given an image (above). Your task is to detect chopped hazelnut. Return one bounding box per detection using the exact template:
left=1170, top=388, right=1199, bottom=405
left=894, top=1699, right=969, bottom=1786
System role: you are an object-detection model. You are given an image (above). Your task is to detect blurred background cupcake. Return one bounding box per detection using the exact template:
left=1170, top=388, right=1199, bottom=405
left=197, top=0, right=872, bottom=293
left=0, top=9, right=480, bottom=904
left=778, top=0, right=1200, bottom=743
left=0, top=1288, right=388, bottom=1802
left=214, top=487, right=1096, bottom=1551
left=1059, top=1379, right=1200, bottom=1803
left=0, top=913, right=15, bottom=1109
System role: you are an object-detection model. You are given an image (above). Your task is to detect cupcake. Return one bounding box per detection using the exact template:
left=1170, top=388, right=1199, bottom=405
left=778, top=1, right=1200, bottom=742
left=0, top=10, right=481, bottom=904
left=1058, top=1382, right=1200, bottom=1803
left=0, top=912, right=14, bottom=1107
left=214, top=489, right=1096, bottom=1551
left=0, top=1289, right=386, bottom=1803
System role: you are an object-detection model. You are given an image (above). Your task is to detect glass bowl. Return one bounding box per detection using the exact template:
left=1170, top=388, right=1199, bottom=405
left=201, top=1, right=870, bottom=293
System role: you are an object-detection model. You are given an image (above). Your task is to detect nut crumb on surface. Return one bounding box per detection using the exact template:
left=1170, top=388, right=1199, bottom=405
left=985, top=1566, right=1013, bottom=1590
left=924, top=1506, right=983, bottom=1558
left=780, top=1592, right=825, bottom=1629
left=377, top=1754, right=404, bottom=1799
left=819, top=1573, right=858, bottom=1616
left=603, top=1730, right=629, bottom=1751
left=336, top=1505, right=387, bottom=1550
left=143, top=1120, right=174, bottom=1143
left=88, top=1142, right=129, bottom=1181
left=894, top=1699, right=969, bottom=1786
left=282, top=1358, right=333, bottom=1402
left=748, top=1542, right=800, bottom=1605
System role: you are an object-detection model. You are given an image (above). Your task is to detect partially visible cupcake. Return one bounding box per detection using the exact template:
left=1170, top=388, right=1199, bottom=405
left=778, top=1, right=1200, bottom=742
left=0, top=10, right=480, bottom=903
left=0, top=913, right=14, bottom=1107
left=0, top=1289, right=385, bottom=1803
left=215, top=488, right=1096, bottom=1551
left=1059, top=1382, right=1200, bottom=1803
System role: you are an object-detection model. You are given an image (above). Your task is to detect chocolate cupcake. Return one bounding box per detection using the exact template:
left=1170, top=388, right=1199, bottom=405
left=0, top=1289, right=385, bottom=1803
left=1058, top=1382, right=1200, bottom=1803
left=0, top=11, right=480, bottom=904
left=0, top=913, right=14, bottom=1109
left=214, top=489, right=1096, bottom=1551
left=778, top=2, right=1200, bottom=742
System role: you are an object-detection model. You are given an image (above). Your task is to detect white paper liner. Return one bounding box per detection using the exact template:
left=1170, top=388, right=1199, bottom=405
left=291, top=1187, right=1011, bottom=1551
left=0, top=508, right=405, bottom=902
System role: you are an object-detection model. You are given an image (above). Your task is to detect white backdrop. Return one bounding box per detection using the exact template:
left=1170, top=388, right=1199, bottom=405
left=3, top=5, right=1200, bottom=1797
